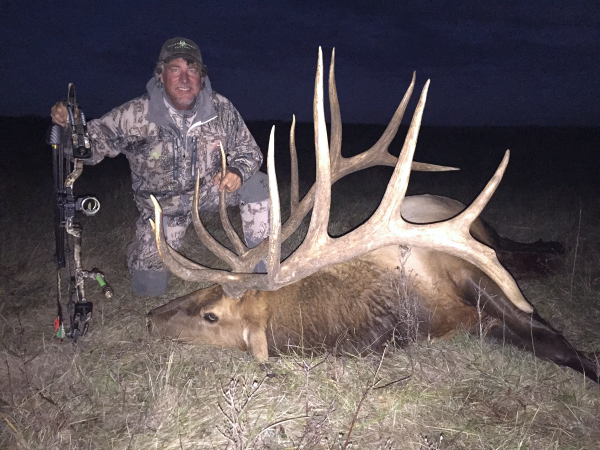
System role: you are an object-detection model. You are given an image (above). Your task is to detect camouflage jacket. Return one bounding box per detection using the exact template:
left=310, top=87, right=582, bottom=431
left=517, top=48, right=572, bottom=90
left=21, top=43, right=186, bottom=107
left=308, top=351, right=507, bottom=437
left=86, top=77, right=263, bottom=217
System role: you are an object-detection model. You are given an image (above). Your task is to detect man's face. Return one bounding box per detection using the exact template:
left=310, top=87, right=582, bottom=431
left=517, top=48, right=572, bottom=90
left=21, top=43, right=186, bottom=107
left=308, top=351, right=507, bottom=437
left=160, top=58, right=202, bottom=111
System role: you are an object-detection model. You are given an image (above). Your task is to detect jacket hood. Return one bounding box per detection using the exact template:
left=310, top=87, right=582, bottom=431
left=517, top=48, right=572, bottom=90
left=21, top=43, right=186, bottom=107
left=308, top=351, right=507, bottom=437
left=145, top=76, right=217, bottom=129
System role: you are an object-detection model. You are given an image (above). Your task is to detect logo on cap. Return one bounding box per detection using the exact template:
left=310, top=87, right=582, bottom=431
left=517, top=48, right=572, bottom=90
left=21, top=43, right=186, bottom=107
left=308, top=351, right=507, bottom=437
left=169, top=40, right=197, bottom=50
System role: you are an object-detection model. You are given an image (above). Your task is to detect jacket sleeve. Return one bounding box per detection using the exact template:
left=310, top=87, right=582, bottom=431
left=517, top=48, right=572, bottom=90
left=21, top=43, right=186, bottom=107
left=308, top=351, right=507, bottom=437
left=86, top=98, right=145, bottom=165
left=220, top=99, right=263, bottom=184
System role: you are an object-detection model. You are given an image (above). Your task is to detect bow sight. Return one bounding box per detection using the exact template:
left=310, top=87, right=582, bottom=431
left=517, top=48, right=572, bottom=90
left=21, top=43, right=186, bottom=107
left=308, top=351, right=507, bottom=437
left=47, top=83, right=113, bottom=341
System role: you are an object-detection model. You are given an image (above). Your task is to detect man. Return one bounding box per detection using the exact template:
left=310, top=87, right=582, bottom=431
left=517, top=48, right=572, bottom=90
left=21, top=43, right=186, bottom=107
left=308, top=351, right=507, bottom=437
left=51, top=37, right=270, bottom=296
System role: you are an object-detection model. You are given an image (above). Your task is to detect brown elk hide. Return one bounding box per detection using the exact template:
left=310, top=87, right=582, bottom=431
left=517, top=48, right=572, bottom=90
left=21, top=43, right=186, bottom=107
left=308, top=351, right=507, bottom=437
left=148, top=195, right=518, bottom=358
left=147, top=48, right=599, bottom=383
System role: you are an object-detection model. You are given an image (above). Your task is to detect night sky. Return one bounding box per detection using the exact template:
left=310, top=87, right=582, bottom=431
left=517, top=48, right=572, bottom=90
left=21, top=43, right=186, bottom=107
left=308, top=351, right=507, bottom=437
left=2, top=1, right=598, bottom=126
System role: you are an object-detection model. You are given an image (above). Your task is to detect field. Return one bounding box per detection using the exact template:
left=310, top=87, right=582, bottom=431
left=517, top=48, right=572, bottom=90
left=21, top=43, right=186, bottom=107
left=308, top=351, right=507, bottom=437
left=1, top=117, right=599, bottom=449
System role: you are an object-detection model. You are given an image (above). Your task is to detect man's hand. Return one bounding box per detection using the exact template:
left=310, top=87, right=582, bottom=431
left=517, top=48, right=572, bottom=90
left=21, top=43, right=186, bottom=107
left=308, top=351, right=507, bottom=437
left=213, top=171, right=242, bottom=193
left=51, top=102, right=70, bottom=127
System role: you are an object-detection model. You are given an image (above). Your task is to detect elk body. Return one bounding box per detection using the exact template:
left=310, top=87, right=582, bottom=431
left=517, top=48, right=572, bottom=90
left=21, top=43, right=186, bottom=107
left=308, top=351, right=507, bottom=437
left=148, top=49, right=599, bottom=383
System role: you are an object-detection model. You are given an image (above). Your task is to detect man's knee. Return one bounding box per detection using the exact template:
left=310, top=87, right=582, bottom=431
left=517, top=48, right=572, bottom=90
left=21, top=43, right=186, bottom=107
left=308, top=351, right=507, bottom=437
left=127, top=216, right=187, bottom=297
left=239, top=171, right=269, bottom=204
left=240, top=197, right=270, bottom=248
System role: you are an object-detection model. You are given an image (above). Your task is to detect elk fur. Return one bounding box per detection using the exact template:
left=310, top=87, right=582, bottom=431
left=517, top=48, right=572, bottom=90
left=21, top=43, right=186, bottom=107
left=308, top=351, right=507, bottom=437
left=147, top=49, right=599, bottom=384
left=148, top=194, right=599, bottom=383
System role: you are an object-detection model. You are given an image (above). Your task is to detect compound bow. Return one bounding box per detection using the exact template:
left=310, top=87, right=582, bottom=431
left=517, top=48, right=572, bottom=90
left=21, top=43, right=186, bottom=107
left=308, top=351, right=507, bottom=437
left=47, top=83, right=113, bottom=341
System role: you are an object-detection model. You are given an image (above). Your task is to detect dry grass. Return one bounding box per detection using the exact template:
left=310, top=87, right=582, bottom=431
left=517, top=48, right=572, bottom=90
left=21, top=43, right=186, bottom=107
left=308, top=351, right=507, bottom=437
left=1, top=122, right=600, bottom=449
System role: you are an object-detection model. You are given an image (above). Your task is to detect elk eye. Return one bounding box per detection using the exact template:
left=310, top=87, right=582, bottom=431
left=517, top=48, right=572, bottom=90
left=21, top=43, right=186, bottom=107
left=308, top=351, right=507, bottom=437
left=203, top=312, right=219, bottom=323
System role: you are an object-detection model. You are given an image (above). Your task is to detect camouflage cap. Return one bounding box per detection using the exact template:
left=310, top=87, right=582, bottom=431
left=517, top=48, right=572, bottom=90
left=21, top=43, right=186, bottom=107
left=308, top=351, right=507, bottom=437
left=158, top=37, right=203, bottom=65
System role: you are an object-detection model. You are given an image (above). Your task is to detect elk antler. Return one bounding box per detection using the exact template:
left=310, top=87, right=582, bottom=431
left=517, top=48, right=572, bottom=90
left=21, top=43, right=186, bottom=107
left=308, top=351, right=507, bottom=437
left=152, top=48, right=454, bottom=276
left=151, top=48, right=533, bottom=313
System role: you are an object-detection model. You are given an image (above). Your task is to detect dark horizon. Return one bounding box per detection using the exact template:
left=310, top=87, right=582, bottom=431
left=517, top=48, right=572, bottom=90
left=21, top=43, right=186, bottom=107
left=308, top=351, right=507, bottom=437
left=3, top=115, right=599, bottom=190
left=1, top=2, right=598, bottom=127
left=5, top=114, right=600, bottom=128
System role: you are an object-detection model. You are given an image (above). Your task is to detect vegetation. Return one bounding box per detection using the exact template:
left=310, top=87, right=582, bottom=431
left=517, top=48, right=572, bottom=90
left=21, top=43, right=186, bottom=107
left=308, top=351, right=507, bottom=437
left=0, top=118, right=599, bottom=449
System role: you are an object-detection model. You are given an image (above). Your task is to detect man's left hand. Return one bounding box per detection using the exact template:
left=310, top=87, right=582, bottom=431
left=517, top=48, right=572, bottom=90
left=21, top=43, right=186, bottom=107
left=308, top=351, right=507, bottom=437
left=213, top=171, right=242, bottom=193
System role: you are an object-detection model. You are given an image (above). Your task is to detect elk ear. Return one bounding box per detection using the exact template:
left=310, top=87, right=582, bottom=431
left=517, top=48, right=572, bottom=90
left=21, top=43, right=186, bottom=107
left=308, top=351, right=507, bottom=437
left=243, top=325, right=268, bottom=362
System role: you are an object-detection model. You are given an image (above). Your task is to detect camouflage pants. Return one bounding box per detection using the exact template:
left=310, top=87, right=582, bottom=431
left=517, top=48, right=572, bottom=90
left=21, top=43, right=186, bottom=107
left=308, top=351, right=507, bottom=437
left=128, top=171, right=270, bottom=273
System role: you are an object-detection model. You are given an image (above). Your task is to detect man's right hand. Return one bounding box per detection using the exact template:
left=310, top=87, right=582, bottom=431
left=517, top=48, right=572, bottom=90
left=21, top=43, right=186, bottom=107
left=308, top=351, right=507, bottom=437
left=51, top=102, right=69, bottom=127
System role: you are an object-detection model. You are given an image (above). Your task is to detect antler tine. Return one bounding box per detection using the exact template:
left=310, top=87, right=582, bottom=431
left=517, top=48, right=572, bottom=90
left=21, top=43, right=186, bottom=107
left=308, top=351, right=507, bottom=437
left=151, top=195, right=238, bottom=282
left=333, top=73, right=415, bottom=180
left=152, top=193, right=270, bottom=298
left=326, top=47, right=401, bottom=179
left=218, top=143, right=248, bottom=256
left=328, top=48, right=343, bottom=174
left=227, top=115, right=302, bottom=269
left=302, top=47, right=332, bottom=251
left=459, top=150, right=510, bottom=227
left=367, top=72, right=417, bottom=159
left=373, top=80, right=430, bottom=224
left=361, top=71, right=458, bottom=173
left=190, top=174, right=240, bottom=270
left=169, top=118, right=302, bottom=278
left=290, top=115, right=299, bottom=217
left=275, top=47, right=336, bottom=282
left=366, top=86, right=532, bottom=312
left=249, top=47, right=332, bottom=268
left=329, top=61, right=456, bottom=178
left=266, top=126, right=282, bottom=282
left=428, top=149, right=533, bottom=313
left=214, top=114, right=302, bottom=270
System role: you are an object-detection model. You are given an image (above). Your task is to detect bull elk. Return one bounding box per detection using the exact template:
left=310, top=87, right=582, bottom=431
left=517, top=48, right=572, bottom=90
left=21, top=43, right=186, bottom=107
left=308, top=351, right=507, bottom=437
left=148, top=49, right=599, bottom=384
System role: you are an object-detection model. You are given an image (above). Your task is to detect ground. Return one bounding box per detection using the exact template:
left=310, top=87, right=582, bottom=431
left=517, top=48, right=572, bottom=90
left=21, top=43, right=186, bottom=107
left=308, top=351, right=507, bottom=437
left=0, top=118, right=599, bottom=449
